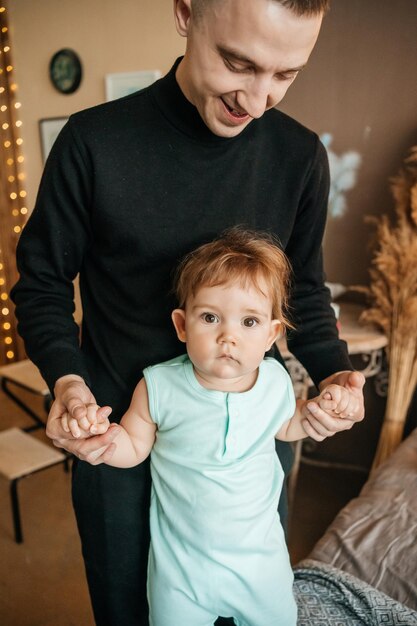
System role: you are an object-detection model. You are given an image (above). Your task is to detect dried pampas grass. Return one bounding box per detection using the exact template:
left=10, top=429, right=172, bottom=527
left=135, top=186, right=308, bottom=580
left=359, top=147, right=417, bottom=470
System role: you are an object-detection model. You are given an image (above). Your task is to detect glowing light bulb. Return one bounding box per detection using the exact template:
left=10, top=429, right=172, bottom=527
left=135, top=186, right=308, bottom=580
left=3, top=322, right=11, bottom=330
left=13, top=226, right=21, bottom=233
left=6, top=351, right=14, bottom=359
left=1, top=307, right=9, bottom=315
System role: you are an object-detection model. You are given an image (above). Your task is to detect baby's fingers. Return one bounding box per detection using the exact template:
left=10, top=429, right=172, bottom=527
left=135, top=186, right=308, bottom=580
left=61, top=413, right=70, bottom=433
left=61, top=412, right=82, bottom=438
left=90, top=420, right=110, bottom=435
left=318, top=397, right=338, bottom=412
left=86, top=403, right=101, bottom=426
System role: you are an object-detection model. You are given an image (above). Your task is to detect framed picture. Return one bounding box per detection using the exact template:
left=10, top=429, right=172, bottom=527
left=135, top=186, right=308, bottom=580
left=105, top=70, right=161, bottom=102
left=39, top=117, right=68, bottom=163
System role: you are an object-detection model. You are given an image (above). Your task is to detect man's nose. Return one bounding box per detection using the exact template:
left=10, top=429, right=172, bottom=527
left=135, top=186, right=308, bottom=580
left=241, top=76, right=275, bottom=119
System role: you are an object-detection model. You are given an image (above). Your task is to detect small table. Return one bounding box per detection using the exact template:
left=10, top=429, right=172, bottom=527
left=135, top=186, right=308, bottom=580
left=279, top=302, right=387, bottom=396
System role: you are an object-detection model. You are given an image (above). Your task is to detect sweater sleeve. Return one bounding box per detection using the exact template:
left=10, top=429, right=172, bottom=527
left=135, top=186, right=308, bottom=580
left=285, top=136, right=353, bottom=388
left=11, top=117, right=93, bottom=392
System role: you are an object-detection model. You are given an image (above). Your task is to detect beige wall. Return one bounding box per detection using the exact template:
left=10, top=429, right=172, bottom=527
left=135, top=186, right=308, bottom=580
left=7, top=0, right=185, bottom=209
left=280, top=0, right=417, bottom=284
left=6, top=0, right=417, bottom=285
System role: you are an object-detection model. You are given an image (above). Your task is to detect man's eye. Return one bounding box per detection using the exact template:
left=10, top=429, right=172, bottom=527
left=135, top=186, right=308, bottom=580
left=224, top=58, right=249, bottom=74
left=243, top=318, right=258, bottom=328
left=275, top=71, right=298, bottom=82
left=202, top=313, right=219, bottom=324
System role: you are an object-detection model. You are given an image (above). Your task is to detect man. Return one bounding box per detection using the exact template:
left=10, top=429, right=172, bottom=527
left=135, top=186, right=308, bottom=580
left=12, top=1, right=365, bottom=624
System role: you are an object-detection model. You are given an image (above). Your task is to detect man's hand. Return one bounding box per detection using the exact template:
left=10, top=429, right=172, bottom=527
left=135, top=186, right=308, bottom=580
left=46, top=374, right=119, bottom=464
left=302, top=370, right=365, bottom=441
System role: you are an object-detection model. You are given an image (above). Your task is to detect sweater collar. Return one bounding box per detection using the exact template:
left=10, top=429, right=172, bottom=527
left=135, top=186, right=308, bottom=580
left=150, top=57, right=252, bottom=145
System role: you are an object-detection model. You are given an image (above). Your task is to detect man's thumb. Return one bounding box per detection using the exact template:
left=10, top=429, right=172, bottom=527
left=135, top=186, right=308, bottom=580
left=349, top=370, right=365, bottom=391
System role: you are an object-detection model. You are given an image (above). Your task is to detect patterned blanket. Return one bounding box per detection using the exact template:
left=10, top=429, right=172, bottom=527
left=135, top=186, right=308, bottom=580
left=294, top=559, right=417, bottom=625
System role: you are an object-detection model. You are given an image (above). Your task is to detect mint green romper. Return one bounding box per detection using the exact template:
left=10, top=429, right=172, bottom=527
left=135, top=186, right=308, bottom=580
left=143, top=354, right=297, bottom=626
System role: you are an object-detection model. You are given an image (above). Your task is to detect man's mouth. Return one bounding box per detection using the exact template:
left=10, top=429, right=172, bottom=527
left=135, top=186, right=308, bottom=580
left=221, top=98, right=250, bottom=120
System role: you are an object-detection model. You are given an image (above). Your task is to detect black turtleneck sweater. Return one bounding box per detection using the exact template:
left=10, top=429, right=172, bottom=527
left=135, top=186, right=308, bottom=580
left=12, top=59, right=351, bottom=419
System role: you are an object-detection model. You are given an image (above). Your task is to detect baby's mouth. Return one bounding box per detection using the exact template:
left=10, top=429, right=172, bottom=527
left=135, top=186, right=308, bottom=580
left=219, top=353, right=237, bottom=362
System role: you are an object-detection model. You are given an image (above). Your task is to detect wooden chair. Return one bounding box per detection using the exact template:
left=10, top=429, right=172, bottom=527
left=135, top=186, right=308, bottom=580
left=0, top=427, right=67, bottom=543
left=0, top=360, right=51, bottom=431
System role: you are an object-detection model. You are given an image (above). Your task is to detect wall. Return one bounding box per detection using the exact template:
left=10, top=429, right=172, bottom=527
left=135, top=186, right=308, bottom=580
left=7, top=0, right=185, bottom=210
left=6, top=0, right=417, bottom=285
left=280, top=0, right=417, bottom=284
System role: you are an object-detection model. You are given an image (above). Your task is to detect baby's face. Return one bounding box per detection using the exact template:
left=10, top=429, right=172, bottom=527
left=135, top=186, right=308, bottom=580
left=172, top=280, right=281, bottom=392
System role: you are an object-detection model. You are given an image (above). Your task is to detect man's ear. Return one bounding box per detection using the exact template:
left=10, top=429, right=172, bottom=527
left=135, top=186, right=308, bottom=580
left=267, top=320, right=282, bottom=351
left=173, top=0, right=192, bottom=37
left=171, top=309, right=187, bottom=343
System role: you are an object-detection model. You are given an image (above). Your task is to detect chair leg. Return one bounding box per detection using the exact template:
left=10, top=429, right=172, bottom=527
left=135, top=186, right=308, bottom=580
left=10, top=479, right=23, bottom=543
left=1, top=379, right=46, bottom=431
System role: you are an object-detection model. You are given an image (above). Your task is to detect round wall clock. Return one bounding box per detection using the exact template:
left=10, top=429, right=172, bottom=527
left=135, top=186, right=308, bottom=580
left=49, top=48, right=82, bottom=94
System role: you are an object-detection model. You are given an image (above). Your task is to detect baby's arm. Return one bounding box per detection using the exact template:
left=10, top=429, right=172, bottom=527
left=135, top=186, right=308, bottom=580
left=104, top=378, right=156, bottom=468
left=276, top=384, right=357, bottom=442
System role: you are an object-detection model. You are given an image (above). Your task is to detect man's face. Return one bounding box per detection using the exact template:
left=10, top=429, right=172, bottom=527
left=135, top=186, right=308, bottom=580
left=175, top=0, right=323, bottom=138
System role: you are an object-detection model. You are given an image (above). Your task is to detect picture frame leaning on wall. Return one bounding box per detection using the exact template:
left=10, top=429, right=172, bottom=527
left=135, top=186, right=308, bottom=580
left=104, top=70, right=161, bottom=102
left=39, top=117, right=68, bottom=164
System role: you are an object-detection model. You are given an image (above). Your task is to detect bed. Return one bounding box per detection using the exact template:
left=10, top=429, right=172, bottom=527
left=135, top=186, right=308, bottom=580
left=293, top=428, right=417, bottom=624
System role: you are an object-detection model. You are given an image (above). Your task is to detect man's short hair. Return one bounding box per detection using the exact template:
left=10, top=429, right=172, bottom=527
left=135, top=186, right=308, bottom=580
left=174, top=227, right=294, bottom=329
left=192, top=0, right=330, bottom=19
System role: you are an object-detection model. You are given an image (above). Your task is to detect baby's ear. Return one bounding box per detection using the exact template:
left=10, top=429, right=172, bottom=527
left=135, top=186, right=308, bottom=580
left=171, top=309, right=187, bottom=343
left=267, top=319, right=282, bottom=350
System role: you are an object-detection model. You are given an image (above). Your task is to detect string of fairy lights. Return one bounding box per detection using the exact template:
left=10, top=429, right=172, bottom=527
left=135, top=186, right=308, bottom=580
left=0, top=4, right=27, bottom=363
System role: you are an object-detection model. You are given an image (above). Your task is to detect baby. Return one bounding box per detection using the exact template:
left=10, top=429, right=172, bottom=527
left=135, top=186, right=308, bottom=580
left=62, top=228, right=357, bottom=626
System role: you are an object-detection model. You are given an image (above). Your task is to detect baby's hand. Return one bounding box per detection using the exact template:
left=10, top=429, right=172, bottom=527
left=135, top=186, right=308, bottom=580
left=318, top=383, right=359, bottom=419
left=61, top=403, right=111, bottom=439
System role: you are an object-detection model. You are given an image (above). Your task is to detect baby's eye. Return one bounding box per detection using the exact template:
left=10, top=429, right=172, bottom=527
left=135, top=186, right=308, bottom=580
left=202, top=313, right=219, bottom=324
left=243, top=317, right=258, bottom=328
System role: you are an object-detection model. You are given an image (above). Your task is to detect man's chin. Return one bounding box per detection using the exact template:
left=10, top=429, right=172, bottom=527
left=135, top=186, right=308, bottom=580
left=208, top=119, right=252, bottom=138
left=201, top=105, right=252, bottom=138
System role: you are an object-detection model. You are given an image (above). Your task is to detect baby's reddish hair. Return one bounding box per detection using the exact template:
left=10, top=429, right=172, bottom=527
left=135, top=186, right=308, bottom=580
left=174, top=227, right=294, bottom=329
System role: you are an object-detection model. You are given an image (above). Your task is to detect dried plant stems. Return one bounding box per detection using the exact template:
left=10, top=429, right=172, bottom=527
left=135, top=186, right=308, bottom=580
left=360, top=147, right=417, bottom=470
